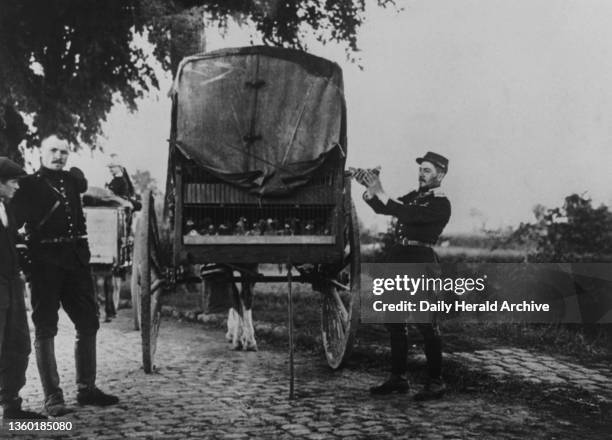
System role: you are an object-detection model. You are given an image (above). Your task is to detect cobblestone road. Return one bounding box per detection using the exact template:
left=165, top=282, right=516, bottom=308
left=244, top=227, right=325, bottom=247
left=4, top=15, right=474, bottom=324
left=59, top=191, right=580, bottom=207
left=449, top=349, right=612, bottom=399
left=5, top=309, right=611, bottom=439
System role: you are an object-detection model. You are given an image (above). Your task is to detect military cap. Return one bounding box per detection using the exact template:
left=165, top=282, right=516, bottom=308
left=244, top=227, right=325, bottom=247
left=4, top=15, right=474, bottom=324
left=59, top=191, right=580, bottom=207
left=107, top=153, right=123, bottom=168
left=0, top=157, right=26, bottom=179
left=416, top=151, right=449, bottom=172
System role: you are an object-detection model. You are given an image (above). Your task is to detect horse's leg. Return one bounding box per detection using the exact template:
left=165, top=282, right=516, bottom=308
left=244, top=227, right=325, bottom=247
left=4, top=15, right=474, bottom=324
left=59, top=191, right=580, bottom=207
left=225, top=273, right=235, bottom=342
left=112, top=275, right=122, bottom=313
left=226, top=307, right=238, bottom=343
left=227, top=277, right=244, bottom=350
left=240, top=264, right=258, bottom=351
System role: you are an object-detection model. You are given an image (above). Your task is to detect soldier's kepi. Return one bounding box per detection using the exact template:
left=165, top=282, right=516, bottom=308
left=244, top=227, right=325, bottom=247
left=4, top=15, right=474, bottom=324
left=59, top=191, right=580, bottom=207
left=12, top=135, right=119, bottom=416
left=355, top=151, right=451, bottom=401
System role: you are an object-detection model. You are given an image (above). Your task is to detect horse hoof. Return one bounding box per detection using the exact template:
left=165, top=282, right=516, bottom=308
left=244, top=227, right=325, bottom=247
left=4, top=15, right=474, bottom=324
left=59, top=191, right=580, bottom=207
left=231, top=342, right=243, bottom=351
left=245, top=345, right=258, bottom=352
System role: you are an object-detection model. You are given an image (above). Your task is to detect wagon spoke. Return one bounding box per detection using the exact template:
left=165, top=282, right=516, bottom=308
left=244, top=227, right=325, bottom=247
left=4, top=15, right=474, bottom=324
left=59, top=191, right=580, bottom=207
left=150, top=278, right=164, bottom=294
left=331, top=289, right=349, bottom=325
left=342, top=248, right=352, bottom=268
left=324, top=307, right=344, bottom=353
left=329, top=279, right=349, bottom=292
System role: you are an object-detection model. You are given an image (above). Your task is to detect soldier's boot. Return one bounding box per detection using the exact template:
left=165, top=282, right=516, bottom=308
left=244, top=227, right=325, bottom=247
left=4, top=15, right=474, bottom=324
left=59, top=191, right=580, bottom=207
left=1, top=352, right=46, bottom=419
left=369, top=374, right=410, bottom=395
left=414, top=330, right=446, bottom=401
left=3, top=407, right=47, bottom=420
left=75, top=333, right=119, bottom=406
left=35, top=338, right=73, bottom=417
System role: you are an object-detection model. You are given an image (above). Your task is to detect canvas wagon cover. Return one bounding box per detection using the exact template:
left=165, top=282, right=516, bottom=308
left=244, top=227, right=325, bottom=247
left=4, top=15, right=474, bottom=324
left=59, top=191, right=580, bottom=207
left=172, top=46, right=346, bottom=196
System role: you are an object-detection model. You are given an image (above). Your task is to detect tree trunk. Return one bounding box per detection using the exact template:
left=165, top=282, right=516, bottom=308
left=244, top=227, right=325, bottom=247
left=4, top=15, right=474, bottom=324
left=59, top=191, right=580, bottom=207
left=170, top=8, right=207, bottom=76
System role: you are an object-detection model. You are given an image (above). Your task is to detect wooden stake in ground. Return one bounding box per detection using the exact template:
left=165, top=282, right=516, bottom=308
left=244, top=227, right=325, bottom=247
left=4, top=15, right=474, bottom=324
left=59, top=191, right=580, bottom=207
left=287, top=264, right=295, bottom=399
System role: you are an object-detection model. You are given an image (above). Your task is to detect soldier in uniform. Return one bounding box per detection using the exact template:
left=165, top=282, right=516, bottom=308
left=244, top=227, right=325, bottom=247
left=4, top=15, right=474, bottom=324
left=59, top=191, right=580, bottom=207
left=12, top=135, right=119, bottom=416
left=0, top=157, right=46, bottom=420
left=355, top=151, right=451, bottom=401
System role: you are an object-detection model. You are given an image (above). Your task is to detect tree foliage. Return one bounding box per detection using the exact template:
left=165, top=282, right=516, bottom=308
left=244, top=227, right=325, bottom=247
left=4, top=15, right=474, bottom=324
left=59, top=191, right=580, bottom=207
left=131, top=169, right=159, bottom=196
left=509, top=194, right=612, bottom=261
left=0, top=0, right=395, bottom=162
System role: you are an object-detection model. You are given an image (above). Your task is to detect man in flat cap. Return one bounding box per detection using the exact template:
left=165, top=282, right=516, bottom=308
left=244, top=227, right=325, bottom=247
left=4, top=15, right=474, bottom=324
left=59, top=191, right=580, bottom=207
left=0, top=157, right=46, bottom=420
left=12, top=135, right=119, bottom=416
left=355, top=151, right=451, bottom=401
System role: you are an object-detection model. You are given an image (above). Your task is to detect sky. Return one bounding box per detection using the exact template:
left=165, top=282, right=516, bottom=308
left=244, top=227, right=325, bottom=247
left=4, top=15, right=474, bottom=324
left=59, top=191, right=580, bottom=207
left=57, top=0, right=612, bottom=234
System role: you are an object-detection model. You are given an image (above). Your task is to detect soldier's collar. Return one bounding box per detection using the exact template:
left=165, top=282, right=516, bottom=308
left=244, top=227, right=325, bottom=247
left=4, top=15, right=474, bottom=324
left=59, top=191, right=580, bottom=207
left=417, top=186, right=446, bottom=197
left=38, top=167, right=65, bottom=178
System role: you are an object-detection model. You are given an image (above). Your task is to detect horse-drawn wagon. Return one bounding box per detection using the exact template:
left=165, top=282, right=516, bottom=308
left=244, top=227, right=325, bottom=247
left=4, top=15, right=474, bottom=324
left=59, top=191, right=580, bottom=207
left=83, top=189, right=134, bottom=320
left=132, top=46, right=361, bottom=382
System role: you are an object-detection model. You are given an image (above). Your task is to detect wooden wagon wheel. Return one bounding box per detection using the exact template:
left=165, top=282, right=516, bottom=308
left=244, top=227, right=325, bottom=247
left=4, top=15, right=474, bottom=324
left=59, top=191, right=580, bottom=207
left=130, top=213, right=142, bottom=331
left=133, top=191, right=163, bottom=373
left=321, top=193, right=361, bottom=370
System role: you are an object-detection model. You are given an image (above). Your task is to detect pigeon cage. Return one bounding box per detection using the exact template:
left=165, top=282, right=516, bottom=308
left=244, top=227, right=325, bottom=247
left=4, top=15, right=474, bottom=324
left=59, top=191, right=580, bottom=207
left=131, top=46, right=361, bottom=376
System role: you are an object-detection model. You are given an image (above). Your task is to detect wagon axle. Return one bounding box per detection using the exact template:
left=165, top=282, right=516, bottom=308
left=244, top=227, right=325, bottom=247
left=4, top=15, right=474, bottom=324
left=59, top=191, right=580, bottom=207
left=157, top=263, right=351, bottom=293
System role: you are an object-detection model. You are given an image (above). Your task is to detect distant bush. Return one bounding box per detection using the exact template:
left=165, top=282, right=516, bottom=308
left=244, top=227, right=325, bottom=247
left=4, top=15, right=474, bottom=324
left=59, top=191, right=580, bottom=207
left=508, top=194, right=612, bottom=262
left=358, top=220, right=382, bottom=245
left=366, top=218, right=525, bottom=263
left=439, top=233, right=508, bottom=249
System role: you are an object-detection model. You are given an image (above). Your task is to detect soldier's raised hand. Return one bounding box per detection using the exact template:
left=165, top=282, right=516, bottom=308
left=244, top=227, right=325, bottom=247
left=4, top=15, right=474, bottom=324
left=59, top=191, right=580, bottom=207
left=363, top=170, right=384, bottom=197
left=354, top=169, right=369, bottom=186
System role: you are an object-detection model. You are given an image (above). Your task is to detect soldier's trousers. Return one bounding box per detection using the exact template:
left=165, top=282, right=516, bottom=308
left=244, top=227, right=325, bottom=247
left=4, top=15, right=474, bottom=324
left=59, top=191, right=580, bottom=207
left=386, top=322, right=442, bottom=379
left=382, top=245, right=444, bottom=379
left=29, top=261, right=99, bottom=340
left=29, top=260, right=99, bottom=402
left=0, top=276, right=31, bottom=410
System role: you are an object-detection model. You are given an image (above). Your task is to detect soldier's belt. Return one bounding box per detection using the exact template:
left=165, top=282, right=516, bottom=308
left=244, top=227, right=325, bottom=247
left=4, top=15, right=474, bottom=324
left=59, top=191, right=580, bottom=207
left=38, top=235, right=88, bottom=244
left=399, top=238, right=433, bottom=248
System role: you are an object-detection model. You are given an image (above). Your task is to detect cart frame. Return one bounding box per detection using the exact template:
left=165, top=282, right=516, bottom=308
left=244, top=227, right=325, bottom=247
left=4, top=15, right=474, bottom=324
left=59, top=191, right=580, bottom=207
left=132, top=47, right=361, bottom=387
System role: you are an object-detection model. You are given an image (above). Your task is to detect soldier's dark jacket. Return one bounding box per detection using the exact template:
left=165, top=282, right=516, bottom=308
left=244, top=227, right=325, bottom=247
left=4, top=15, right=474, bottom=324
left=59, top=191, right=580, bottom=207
left=0, top=205, right=18, bottom=277
left=12, top=167, right=90, bottom=268
left=0, top=204, right=20, bottom=308
left=106, top=176, right=129, bottom=198
left=364, top=188, right=451, bottom=244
